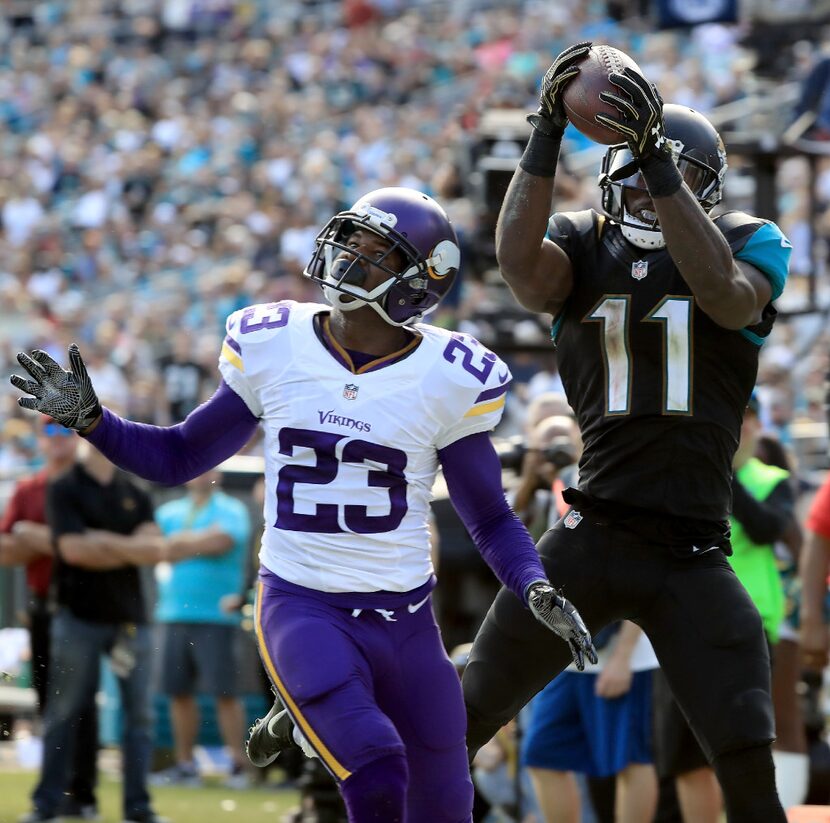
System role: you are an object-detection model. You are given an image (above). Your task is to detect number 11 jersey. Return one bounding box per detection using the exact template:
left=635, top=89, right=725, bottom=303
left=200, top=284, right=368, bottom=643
left=218, top=300, right=512, bottom=594
left=548, top=208, right=790, bottom=523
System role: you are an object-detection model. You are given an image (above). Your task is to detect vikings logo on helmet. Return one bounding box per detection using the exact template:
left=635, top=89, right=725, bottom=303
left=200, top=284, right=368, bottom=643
left=426, top=240, right=461, bottom=280
left=303, top=187, right=461, bottom=327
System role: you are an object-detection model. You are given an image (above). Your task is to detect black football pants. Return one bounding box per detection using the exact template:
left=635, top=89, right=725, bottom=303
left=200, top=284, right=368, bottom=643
left=463, top=505, right=777, bottom=792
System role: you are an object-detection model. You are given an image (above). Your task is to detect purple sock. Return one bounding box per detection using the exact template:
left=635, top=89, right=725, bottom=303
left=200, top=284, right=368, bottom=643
left=341, top=753, right=408, bottom=822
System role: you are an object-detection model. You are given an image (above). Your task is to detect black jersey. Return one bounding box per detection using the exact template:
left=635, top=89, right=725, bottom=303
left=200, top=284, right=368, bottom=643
left=549, top=209, right=790, bottom=523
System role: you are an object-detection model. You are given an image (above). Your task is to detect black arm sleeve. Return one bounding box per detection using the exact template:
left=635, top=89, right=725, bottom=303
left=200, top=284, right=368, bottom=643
left=730, top=476, right=795, bottom=545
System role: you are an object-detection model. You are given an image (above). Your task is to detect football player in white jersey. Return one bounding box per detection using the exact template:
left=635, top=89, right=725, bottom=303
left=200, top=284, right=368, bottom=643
left=12, top=187, right=595, bottom=823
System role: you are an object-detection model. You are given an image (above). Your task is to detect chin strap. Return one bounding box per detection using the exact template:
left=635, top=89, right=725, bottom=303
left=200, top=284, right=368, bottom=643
left=322, top=285, right=368, bottom=312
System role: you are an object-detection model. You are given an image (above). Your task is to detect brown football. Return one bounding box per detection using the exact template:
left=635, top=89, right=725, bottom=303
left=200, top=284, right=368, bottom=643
left=561, top=45, right=643, bottom=145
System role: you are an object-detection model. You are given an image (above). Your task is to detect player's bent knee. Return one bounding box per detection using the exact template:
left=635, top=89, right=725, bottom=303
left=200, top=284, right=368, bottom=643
left=463, top=659, right=520, bottom=727
left=341, top=753, right=409, bottom=821
left=713, top=687, right=775, bottom=756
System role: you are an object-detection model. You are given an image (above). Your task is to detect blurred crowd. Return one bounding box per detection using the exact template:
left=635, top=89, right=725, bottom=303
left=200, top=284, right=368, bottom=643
left=0, top=0, right=828, bottom=478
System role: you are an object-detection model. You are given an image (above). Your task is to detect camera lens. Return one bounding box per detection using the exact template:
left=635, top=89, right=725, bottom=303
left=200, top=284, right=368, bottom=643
left=542, top=436, right=576, bottom=469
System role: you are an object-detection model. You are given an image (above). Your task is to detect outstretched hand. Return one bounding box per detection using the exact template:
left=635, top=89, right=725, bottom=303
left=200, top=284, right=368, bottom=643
left=10, top=344, right=102, bottom=432
left=527, top=582, right=598, bottom=671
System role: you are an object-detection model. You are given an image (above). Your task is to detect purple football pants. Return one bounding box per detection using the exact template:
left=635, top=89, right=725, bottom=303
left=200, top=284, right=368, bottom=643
left=255, top=579, right=474, bottom=823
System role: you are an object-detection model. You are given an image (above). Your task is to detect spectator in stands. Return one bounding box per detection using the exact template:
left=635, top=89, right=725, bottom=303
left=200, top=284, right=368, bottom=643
left=755, top=433, right=810, bottom=810
left=523, top=620, right=658, bottom=823
left=512, top=413, right=580, bottom=539
left=0, top=0, right=814, bottom=487
left=787, top=52, right=830, bottom=143
left=652, top=394, right=796, bottom=821
left=157, top=331, right=210, bottom=424
left=0, top=416, right=99, bottom=821
left=19, top=435, right=186, bottom=823
left=522, top=393, right=575, bottom=438
left=798, top=463, right=830, bottom=672
left=0, top=1, right=761, bottom=430
left=150, top=470, right=251, bottom=789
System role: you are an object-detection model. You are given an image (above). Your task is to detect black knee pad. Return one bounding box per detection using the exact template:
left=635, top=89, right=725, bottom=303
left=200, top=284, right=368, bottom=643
left=713, top=686, right=776, bottom=757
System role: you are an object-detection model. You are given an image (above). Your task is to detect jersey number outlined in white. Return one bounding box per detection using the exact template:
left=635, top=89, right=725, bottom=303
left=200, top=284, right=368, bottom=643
left=586, top=295, right=693, bottom=416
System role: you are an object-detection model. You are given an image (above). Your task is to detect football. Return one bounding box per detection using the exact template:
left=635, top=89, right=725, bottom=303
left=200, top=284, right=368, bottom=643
left=561, top=44, right=643, bottom=145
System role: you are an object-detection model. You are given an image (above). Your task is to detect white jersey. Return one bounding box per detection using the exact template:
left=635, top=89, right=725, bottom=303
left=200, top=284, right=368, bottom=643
left=218, top=300, right=512, bottom=594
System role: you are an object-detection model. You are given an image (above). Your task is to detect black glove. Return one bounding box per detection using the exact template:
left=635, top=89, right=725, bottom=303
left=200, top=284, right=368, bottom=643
left=528, top=41, right=592, bottom=136
left=11, top=344, right=102, bottom=432
left=596, top=67, right=673, bottom=161
left=527, top=581, right=598, bottom=671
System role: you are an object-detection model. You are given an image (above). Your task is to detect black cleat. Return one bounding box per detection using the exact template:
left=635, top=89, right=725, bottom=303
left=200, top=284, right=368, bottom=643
left=246, top=700, right=297, bottom=767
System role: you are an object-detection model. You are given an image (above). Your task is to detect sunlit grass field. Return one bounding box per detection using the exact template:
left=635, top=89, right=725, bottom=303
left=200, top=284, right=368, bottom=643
left=0, top=769, right=300, bottom=823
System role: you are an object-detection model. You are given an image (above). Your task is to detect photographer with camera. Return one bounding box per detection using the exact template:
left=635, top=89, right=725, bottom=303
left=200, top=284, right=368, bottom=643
left=508, top=414, right=581, bottom=539
left=511, top=414, right=659, bottom=823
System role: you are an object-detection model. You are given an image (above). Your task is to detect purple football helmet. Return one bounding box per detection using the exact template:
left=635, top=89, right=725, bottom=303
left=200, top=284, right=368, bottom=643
left=304, top=187, right=461, bottom=326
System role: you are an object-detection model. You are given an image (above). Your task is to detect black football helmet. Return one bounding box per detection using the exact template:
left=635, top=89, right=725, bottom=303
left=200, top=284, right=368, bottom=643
left=598, top=104, right=728, bottom=249
left=304, top=187, right=460, bottom=326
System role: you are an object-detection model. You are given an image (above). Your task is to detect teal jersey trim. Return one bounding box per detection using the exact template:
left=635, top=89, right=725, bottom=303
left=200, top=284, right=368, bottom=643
left=739, top=327, right=766, bottom=347
left=551, top=313, right=564, bottom=344
left=734, top=222, right=791, bottom=301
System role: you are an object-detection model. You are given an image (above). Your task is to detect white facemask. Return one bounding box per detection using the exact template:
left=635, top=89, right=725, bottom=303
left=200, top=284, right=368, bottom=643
left=620, top=207, right=666, bottom=250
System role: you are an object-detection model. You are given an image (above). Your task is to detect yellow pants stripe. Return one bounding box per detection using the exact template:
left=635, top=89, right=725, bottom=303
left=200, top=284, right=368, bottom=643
left=254, top=581, right=352, bottom=781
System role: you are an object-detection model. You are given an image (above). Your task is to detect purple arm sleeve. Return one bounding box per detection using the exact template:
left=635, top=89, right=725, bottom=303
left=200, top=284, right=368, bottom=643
left=438, top=432, right=548, bottom=604
left=86, top=380, right=259, bottom=485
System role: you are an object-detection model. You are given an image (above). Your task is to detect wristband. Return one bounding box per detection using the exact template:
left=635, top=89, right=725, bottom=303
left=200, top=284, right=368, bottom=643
left=520, top=129, right=562, bottom=178
left=639, top=153, right=683, bottom=198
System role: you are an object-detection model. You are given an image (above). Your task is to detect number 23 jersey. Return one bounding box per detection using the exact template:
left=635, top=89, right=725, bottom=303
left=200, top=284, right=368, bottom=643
left=218, top=300, right=511, bottom=594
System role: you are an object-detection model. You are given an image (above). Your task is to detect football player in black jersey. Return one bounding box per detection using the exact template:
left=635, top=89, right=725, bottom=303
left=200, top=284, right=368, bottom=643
left=462, top=42, right=792, bottom=823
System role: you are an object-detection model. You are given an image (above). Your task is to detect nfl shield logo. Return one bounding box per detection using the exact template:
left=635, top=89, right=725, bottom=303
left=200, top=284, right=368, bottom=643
left=631, top=260, right=648, bottom=280
left=563, top=510, right=583, bottom=529
left=343, top=383, right=359, bottom=400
